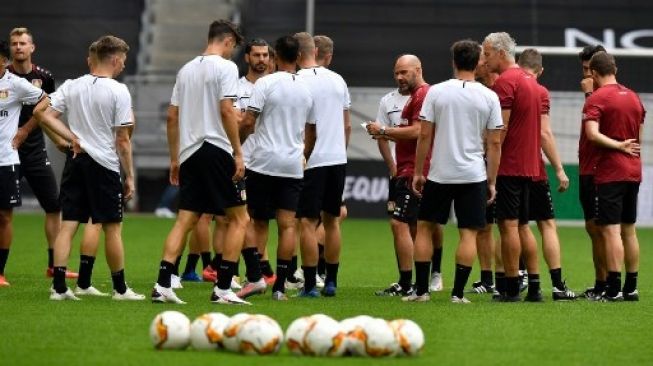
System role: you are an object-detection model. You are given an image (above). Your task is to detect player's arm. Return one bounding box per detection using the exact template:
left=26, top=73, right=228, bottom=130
left=220, top=99, right=245, bottom=181
left=240, top=109, right=258, bottom=143
left=412, top=119, right=434, bottom=196
left=343, top=109, right=351, bottom=148
left=166, top=105, right=181, bottom=185
left=34, top=97, right=79, bottom=149
left=304, top=123, right=317, bottom=161
left=377, top=138, right=396, bottom=177
left=367, top=121, right=420, bottom=140
left=585, top=121, right=640, bottom=156
left=540, top=114, right=569, bottom=192
left=485, top=128, right=502, bottom=203
left=500, top=110, right=511, bottom=143
left=115, top=126, right=135, bottom=201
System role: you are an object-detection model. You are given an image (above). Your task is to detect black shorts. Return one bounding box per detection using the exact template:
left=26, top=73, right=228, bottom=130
left=418, top=180, right=487, bottom=229
left=179, top=142, right=246, bottom=216
left=391, top=176, right=420, bottom=223
left=596, top=182, right=639, bottom=225
left=495, top=176, right=531, bottom=222
left=19, top=156, right=60, bottom=213
left=0, top=165, right=21, bottom=210
left=60, top=154, right=122, bottom=223
left=297, top=164, right=346, bottom=219
left=387, top=176, right=398, bottom=215
left=523, top=179, right=555, bottom=223
left=579, top=175, right=597, bottom=221
left=486, top=202, right=496, bottom=225
left=246, top=169, right=302, bottom=220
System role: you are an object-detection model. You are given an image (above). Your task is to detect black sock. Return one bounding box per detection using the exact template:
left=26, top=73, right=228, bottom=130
left=317, top=243, right=326, bottom=277
left=549, top=268, right=564, bottom=289
left=47, top=248, right=54, bottom=269
left=111, top=269, right=127, bottom=294
left=211, top=254, right=222, bottom=270
left=201, top=252, right=211, bottom=269
left=172, top=256, right=181, bottom=276
left=481, top=270, right=493, bottom=286
left=0, top=248, right=9, bottom=275
left=273, top=259, right=290, bottom=293
left=431, top=247, right=442, bottom=273
left=623, top=272, right=638, bottom=294
left=594, top=280, right=607, bottom=293
left=495, top=272, right=506, bottom=294
left=287, top=255, right=299, bottom=282
left=183, top=254, right=200, bottom=275
left=527, top=273, right=540, bottom=295
left=519, top=257, right=526, bottom=272
left=606, top=271, right=621, bottom=297
left=452, top=264, right=472, bottom=299
left=157, top=260, right=174, bottom=288
left=260, top=260, right=274, bottom=277
left=399, top=270, right=412, bottom=290
left=53, top=266, right=67, bottom=293
left=77, top=255, right=96, bottom=289
left=241, top=247, right=262, bottom=283
left=415, top=261, right=430, bottom=296
left=217, top=260, right=236, bottom=290
left=303, top=266, right=317, bottom=292
left=325, top=262, right=339, bottom=287
left=506, top=276, right=520, bottom=297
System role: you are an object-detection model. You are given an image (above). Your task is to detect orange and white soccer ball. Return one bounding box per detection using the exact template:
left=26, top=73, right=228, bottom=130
left=189, top=312, right=230, bottom=350
left=340, top=315, right=373, bottom=356
left=149, top=311, right=191, bottom=350
left=285, top=316, right=313, bottom=355
left=390, top=319, right=425, bottom=356
left=237, top=314, right=284, bottom=355
left=222, top=312, right=253, bottom=352
left=349, top=318, right=399, bottom=357
left=303, top=314, right=347, bottom=357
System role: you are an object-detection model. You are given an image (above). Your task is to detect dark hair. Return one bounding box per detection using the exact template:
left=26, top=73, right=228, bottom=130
left=89, top=35, right=129, bottom=61
left=244, top=38, right=268, bottom=54
left=268, top=45, right=275, bottom=58
left=208, top=19, right=243, bottom=45
left=275, top=36, right=299, bottom=64
left=0, top=40, right=9, bottom=60
left=451, top=39, right=480, bottom=71
left=579, top=45, right=606, bottom=62
left=589, top=51, right=617, bottom=76
left=517, top=48, right=542, bottom=72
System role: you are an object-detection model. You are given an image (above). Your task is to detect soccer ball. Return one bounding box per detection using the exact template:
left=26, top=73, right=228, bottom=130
left=222, top=312, right=253, bottom=352
left=149, top=311, right=191, bottom=350
left=390, top=319, right=425, bottom=356
left=285, top=316, right=313, bottom=355
left=189, top=312, right=230, bottom=350
left=340, top=315, right=373, bottom=356
left=350, top=318, right=399, bottom=357
left=237, top=315, right=284, bottom=355
left=303, top=314, right=347, bottom=357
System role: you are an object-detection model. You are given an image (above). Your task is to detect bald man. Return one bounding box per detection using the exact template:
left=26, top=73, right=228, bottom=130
left=367, top=55, right=441, bottom=296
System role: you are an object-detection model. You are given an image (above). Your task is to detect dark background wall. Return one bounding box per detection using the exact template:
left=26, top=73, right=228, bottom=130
left=1, top=0, right=143, bottom=81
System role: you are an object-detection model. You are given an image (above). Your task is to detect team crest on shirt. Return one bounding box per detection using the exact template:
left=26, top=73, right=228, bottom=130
left=0, top=90, right=8, bottom=99
left=31, top=79, right=43, bottom=88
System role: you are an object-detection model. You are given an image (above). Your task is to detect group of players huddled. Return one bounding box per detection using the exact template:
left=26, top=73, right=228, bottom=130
left=0, top=20, right=643, bottom=304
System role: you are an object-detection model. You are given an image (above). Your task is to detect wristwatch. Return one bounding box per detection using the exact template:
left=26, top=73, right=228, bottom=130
left=380, top=126, right=386, bottom=135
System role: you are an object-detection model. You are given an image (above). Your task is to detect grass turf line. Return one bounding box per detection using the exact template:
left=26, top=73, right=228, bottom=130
left=1, top=213, right=651, bottom=365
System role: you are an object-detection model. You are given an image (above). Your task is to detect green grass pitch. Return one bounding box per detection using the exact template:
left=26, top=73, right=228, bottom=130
left=1, top=213, right=651, bottom=365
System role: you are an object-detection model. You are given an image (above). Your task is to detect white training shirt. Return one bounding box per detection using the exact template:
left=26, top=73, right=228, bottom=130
left=246, top=71, right=316, bottom=178
left=50, top=75, right=133, bottom=173
left=419, top=79, right=503, bottom=184
left=170, top=55, right=238, bottom=163
left=237, top=76, right=255, bottom=165
left=376, top=89, right=410, bottom=163
left=297, top=66, right=350, bottom=169
left=0, top=71, right=44, bottom=166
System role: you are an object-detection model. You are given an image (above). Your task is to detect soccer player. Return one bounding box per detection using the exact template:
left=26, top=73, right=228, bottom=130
left=583, top=51, right=644, bottom=301
left=8, top=27, right=78, bottom=279
left=404, top=40, right=503, bottom=303
left=151, top=20, right=249, bottom=305
left=294, top=32, right=351, bottom=297
left=238, top=35, right=316, bottom=301
left=482, top=32, right=542, bottom=302
left=35, top=35, right=144, bottom=301
left=366, top=55, right=436, bottom=295
left=578, top=45, right=608, bottom=299
left=517, top=48, right=576, bottom=300
left=0, top=40, right=46, bottom=287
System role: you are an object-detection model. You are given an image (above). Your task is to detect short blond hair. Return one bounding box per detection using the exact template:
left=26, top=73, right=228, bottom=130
left=9, top=27, right=33, bottom=42
left=89, top=35, right=130, bottom=61
left=293, top=32, right=315, bottom=57
left=314, top=35, right=333, bottom=61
